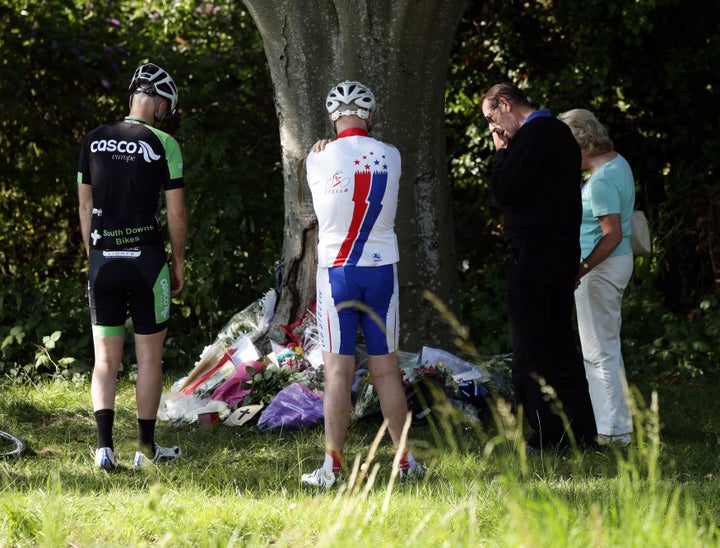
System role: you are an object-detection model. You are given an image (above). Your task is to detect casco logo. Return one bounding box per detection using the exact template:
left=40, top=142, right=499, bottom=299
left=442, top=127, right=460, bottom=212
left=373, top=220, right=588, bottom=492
left=138, top=141, right=162, bottom=162
left=90, top=139, right=161, bottom=163
left=160, top=278, right=170, bottom=320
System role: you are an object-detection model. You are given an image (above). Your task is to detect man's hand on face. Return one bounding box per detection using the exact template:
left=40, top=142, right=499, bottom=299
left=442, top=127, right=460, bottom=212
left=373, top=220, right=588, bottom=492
left=491, top=127, right=509, bottom=150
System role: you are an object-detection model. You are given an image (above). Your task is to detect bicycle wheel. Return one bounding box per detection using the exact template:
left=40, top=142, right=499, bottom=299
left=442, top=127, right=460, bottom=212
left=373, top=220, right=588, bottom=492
left=0, top=429, right=27, bottom=458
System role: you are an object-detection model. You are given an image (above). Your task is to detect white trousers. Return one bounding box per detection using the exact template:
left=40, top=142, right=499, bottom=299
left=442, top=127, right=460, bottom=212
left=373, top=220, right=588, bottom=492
left=575, top=253, right=634, bottom=436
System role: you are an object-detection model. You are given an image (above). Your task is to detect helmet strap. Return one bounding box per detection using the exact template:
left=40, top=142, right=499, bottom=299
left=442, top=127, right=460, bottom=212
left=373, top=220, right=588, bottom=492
left=152, top=97, right=169, bottom=126
left=330, top=108, right=370, bottom=122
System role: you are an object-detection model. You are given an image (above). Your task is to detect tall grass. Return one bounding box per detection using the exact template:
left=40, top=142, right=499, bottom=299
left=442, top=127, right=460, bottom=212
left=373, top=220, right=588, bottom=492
left=1, top=375, right=718, bottom=546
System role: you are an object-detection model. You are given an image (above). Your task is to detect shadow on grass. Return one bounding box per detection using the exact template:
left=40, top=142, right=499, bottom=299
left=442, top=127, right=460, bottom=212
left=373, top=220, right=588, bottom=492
left=2, top=369, right=718, bottom=500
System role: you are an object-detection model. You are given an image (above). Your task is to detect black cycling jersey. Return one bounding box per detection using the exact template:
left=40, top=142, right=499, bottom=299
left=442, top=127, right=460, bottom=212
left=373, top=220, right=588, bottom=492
left=78, top=116, right=184, bottom=333
left=77, top=116, right=184, bottom=250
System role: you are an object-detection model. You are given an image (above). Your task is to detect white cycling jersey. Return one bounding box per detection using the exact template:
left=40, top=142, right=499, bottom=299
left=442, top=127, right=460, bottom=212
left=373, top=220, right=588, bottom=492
left=306, top=128, right=401, bottom=268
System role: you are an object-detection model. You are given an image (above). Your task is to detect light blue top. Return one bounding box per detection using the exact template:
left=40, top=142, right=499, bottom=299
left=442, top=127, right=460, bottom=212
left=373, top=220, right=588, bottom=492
left=579, top=153, right=635, bottom=258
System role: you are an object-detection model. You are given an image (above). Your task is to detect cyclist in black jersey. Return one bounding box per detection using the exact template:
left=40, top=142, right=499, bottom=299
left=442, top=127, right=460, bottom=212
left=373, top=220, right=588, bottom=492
left=77, top=62, right=187, bottom=469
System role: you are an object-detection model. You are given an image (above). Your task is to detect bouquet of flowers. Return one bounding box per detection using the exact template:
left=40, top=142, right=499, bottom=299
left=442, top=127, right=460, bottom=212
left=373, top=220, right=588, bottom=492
left=178, top=290, right=275, bottom=393
left=352, top=351, right=460, bottom=420
left=401, top=360, right=458, bottom=394
left=240, top=345, right=324, bottom=406
left=353, top=373, right=380, bottom=419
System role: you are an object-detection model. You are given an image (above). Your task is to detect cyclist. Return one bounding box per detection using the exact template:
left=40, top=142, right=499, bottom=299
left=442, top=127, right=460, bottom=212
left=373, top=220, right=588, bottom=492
left=77, top=62, right=187, bottom=468
left=301, top=81, right=424, bottom=488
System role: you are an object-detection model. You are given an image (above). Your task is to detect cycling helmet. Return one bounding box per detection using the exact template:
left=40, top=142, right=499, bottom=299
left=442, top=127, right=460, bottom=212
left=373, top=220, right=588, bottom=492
left=129, top=63, right=178, bottom=116
left=326, top=81, right=376, bottom=121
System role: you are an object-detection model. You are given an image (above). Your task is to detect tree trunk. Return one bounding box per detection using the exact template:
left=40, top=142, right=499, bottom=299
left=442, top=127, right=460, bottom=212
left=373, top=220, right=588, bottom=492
left=242, top=0, right=468, bottom=353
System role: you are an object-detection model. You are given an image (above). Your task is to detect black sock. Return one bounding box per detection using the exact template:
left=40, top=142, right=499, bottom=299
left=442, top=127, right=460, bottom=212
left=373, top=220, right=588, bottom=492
left=137, top=418, right=156, bottom=457
left=94, top=409, right=115, bottom=451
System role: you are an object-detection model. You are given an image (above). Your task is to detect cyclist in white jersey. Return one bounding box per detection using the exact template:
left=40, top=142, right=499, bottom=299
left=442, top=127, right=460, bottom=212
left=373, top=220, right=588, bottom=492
left=301, top=81, right=424, bottom=488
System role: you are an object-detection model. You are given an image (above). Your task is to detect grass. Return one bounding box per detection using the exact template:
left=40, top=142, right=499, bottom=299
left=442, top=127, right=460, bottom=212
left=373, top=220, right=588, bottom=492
left=1, top=372, right=719, bottom=546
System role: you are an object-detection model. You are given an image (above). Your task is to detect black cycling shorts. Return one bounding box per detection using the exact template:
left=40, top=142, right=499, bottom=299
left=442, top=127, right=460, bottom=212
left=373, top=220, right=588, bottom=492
left=87, top=245, right=171, bottom=335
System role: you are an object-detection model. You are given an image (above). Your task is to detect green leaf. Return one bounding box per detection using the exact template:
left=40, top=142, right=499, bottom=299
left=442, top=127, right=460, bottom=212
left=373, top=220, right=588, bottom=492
left=43, top=331, right=62, bottom=350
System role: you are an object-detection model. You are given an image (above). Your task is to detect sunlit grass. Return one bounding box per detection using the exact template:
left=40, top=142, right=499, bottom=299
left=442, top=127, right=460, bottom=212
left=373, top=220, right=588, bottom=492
left=1, top=377, right=718, bottom=546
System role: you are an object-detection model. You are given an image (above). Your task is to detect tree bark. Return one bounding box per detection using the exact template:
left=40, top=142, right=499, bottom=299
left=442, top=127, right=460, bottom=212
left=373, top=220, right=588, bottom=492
left=243, top=0, right=468, bottom=353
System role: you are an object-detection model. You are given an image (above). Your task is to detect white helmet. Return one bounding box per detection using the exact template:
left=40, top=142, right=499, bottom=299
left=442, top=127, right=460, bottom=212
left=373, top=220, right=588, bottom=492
left=326, top=81, right=376, bottom=121
left=129, top=63, right=178, bottom=116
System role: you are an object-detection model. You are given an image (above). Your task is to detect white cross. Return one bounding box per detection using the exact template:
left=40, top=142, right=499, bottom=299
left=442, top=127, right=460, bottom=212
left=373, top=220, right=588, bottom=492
left=91, top=229, right=101, bottom=246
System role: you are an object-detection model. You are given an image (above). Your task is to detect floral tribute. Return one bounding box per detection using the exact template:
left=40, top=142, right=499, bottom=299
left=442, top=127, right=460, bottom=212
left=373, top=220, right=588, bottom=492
left=239, top=346, right=324, bottom=407
left=160, top=291, right=512, bottom=429
left=401, top=360, right=458, bottom=393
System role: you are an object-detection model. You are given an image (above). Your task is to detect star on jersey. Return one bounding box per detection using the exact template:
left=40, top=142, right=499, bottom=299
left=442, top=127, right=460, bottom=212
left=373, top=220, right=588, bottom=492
left=333, top=151, right=390, bottom=267
left=354, top=152, right=388, bottom=171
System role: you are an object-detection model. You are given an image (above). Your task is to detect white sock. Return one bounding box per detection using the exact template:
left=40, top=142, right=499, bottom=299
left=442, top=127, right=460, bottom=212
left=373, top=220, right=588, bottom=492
left=323, top=452, right=336, bottom=475
left=399, top=449, right=416, bottom=469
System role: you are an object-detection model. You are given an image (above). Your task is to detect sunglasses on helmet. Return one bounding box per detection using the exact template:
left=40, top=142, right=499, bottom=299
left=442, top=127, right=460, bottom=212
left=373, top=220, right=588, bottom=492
left=133, top=86, right=158, bottom=97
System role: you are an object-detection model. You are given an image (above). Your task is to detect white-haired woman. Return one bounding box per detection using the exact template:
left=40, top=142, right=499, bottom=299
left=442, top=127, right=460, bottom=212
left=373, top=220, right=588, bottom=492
left=558, top=109, right=635, bottom=445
